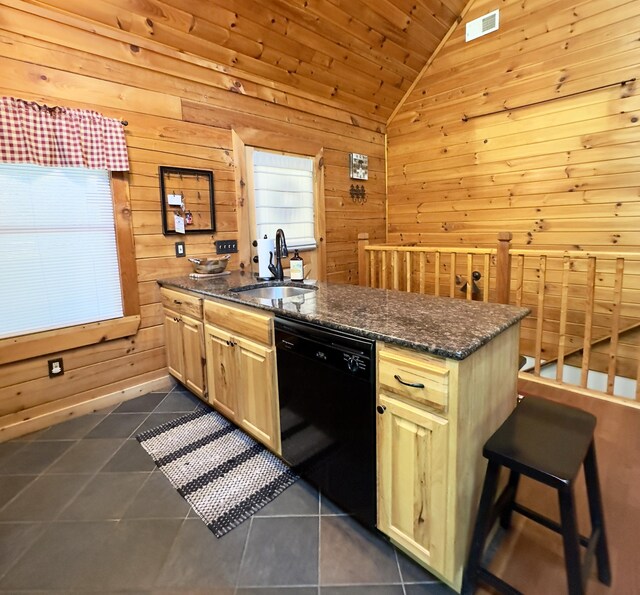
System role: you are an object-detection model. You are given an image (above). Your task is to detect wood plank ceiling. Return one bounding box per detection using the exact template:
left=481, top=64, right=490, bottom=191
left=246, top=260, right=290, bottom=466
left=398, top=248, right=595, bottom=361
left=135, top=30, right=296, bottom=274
left=26, top=0, right=467, bottom=123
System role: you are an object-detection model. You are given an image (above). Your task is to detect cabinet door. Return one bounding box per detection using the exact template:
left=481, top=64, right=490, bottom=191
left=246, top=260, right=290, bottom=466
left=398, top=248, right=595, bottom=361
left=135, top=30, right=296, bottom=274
left=377, top=393, right=449, bottom=575
left=163, top=309, right=185, bottom=383
left=204, top=324, right=238, bottom=419
left=181, top=314, right=206, bottom=399
left=235, top=337, right=280, bottom=454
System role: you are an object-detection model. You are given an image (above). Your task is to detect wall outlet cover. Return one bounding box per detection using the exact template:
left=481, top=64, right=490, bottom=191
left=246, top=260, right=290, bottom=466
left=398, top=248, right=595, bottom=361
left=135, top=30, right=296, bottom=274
left=175, top=241, right=186, bottom=257
left=48, top=357, right=64, bottom=378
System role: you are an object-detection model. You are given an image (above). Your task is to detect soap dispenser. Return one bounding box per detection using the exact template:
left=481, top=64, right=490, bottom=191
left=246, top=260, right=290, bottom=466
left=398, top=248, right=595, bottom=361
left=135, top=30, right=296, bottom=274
left=290, top=249, right=304, bottom=281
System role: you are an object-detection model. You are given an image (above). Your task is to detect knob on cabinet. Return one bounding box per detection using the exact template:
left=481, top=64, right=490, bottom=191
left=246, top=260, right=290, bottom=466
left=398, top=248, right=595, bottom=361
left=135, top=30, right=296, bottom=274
left=376, top=405, right=386, bottom=415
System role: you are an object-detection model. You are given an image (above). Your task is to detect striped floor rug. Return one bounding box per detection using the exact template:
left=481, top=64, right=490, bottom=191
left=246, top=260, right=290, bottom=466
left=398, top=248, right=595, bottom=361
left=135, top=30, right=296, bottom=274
left=136, top=406, right=298, bottom=537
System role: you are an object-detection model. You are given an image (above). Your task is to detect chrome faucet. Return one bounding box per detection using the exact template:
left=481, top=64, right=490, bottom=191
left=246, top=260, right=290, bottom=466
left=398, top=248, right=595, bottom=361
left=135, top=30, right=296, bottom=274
left=268, top=228, right=289, bottom=281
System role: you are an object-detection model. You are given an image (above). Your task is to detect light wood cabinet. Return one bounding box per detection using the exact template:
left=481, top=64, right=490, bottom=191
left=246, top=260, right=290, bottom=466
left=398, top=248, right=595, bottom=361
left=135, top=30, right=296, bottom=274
left=204, top=299, right=281, bottom=454
left=376, top=324, right=521, bottom=591
left=235, top=335, right=278, bottom=449
left=204, top=324, right=238, bottom=419
left=379, top=347, right=449, bottom=414
left=160, top=288, right=206, bottom=400
left=377, top=394, right=449, bottom=574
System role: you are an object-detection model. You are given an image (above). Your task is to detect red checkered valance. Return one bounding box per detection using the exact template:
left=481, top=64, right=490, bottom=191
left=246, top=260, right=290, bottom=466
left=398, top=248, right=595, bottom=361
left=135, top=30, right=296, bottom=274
left=0, top=97, right=129, bottom=171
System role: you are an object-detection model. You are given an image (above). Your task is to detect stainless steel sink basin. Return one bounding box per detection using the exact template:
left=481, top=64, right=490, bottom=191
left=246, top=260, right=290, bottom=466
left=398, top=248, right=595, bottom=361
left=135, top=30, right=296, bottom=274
left=230, top=283, right=317, bottom=300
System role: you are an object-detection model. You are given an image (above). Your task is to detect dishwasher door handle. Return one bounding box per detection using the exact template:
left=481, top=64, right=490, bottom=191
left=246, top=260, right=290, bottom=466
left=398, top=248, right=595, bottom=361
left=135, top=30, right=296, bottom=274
left=394, top=374, right=425, bottom=389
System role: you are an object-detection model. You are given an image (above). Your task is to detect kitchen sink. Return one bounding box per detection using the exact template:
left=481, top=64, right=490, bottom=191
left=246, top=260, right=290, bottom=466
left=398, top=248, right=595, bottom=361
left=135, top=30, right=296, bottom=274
left=230, top=283, right=318, bottom=300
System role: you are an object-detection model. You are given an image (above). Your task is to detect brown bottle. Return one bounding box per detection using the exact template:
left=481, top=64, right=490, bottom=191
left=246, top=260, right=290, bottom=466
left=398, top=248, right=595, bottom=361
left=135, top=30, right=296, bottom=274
left=290, top=249, right=304, bottom=281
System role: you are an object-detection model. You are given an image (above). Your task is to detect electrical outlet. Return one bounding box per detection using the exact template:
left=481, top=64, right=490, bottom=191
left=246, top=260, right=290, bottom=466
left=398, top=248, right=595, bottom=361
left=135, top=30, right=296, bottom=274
left=175, top=241, right=186, bottom=258
left=48, top=357, right=64, bottom=378
left=215, top=240, right=238, bottom=254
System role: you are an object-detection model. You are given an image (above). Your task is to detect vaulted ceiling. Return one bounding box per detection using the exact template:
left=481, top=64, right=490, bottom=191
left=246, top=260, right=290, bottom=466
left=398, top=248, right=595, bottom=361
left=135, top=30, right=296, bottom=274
left=31, top=0, right=467, bottom=123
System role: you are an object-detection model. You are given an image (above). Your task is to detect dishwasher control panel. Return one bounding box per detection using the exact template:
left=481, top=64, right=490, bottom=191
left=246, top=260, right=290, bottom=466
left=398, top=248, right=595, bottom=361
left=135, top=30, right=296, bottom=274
left=344, top=353, right=367, bottom=374
left=275, top=316, right=374, bottom=383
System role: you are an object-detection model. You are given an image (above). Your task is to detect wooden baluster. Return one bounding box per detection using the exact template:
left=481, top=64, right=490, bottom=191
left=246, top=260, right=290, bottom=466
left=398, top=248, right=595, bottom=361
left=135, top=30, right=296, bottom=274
left=435, top=252, right=441, bottom=297
left=465, top=253, right=473, bottom=300
left=357, top=233, right=369, bottom=287
left=534, top=255, right=547, bottom=375
left=381, top=251, right=387, bottom=290
left=607, top=258, right=625, bottom=394
left=364, top=250, right=370, bottom=288
left=449, top=253, right=457, bottom=298
left=483, top=253, right=490, bottom=302
left=556, top=256, right=571, bottom=383
left=419, top=252, right=426, bottom=294
left=392, top=250, right=400, bottom=291
left=358, top=250, right=371, bottom=287
left=405, top=252, right=412, bottom=293
left=580, top=257, right=597, bottom=387
left=515, top=254, right=525, bottom=307
left=370, top=250, right=377, bottom=289
left=495, top=232, right=513, bottom=304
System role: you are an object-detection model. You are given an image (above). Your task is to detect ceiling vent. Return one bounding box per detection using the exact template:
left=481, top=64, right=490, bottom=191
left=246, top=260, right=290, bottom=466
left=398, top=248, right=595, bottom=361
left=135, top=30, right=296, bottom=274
left=465, top=9, right=499, bottom=42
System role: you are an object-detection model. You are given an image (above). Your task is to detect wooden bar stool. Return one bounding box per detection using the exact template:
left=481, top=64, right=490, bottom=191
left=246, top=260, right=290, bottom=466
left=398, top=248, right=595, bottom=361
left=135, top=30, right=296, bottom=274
left=462, top=396, right=611, bottom=595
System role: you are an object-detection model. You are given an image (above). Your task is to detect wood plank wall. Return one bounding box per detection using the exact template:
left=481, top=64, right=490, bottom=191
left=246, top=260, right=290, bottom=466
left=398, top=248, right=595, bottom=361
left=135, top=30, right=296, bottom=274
left=387, top=0, right=640, bottom=252
left=0, top=1, right=386, bottom=432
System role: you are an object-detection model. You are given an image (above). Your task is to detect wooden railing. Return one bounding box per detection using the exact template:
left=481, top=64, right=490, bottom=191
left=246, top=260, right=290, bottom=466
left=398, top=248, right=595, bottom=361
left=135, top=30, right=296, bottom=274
left=358, top=232, right=513, bottom=304
left=358, top=233, right=640, bottom=405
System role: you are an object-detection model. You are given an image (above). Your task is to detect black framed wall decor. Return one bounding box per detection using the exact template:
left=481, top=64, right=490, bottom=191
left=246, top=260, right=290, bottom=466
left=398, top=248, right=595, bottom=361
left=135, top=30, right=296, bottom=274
left=159, top=166, right=215, bottom=235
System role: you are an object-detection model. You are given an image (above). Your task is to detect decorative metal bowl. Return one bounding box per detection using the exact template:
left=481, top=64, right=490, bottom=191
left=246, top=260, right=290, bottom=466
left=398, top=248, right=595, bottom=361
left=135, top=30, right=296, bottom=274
left=188, top=255, right=230, bottom=274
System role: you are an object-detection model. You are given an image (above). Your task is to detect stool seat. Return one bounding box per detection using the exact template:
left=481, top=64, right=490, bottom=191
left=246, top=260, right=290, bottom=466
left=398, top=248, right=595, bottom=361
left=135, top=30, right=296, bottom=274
left=484, top=397, right=596, bottom=489
left=462, top=396, right=611, bottom=595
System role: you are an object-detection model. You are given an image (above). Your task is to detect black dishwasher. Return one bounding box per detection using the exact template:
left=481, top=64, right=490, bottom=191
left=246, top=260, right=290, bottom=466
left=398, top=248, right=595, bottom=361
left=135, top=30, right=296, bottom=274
left=275, top=316, right=376, bottom=528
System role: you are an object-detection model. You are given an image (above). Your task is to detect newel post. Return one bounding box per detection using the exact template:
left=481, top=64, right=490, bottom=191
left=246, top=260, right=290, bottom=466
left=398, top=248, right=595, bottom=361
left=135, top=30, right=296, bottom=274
left=358, top=232, right=370, bottom=286
left=495, top=232, right=512, bottom=304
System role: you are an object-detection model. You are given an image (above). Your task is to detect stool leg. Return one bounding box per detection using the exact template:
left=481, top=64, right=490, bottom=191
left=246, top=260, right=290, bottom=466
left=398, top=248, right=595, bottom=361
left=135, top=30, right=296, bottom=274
left=499, top=470, right=521, bottom=530
left=584, top=440, right=612, bottom=585
left=558, top=485, right=585, bottom=595
left=462, top=460, right=501, bottom=595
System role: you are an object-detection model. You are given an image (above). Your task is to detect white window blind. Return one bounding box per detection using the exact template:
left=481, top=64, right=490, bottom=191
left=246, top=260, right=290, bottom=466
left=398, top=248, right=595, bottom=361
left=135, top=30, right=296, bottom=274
left=252, top=150, right=316, bottom=250
left=0, top=164, right=123, bottom=339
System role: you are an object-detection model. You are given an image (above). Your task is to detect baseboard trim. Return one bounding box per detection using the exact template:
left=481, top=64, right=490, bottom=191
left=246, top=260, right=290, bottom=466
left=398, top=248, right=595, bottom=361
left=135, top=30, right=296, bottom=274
left=0, top=373, right=173, bottom=443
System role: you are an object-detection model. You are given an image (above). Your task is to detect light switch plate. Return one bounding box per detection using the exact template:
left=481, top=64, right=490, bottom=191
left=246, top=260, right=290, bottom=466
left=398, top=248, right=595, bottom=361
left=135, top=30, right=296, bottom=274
left=216, top=240, right=238, bottom=254
left=175, top=241, right=186, bottom=257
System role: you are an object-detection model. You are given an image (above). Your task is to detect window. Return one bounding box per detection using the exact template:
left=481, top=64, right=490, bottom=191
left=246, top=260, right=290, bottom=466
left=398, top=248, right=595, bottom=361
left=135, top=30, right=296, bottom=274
left=232, top=131, right=326, bottom=281
left=0, top=97, right=139, bottom=364
left=252, top=150, right=316, bottom=250
left=0, top=164, right=123, bottom=339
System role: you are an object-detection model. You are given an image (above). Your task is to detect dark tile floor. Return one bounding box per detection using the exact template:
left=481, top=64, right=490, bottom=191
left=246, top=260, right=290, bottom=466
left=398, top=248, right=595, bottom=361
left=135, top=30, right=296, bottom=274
left=0, top=383, right=454, bottom=594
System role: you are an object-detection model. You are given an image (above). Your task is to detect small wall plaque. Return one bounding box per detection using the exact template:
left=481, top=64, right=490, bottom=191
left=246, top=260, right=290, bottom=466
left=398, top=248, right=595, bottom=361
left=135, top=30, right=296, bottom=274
left=349, top=153, right=368, bottom=180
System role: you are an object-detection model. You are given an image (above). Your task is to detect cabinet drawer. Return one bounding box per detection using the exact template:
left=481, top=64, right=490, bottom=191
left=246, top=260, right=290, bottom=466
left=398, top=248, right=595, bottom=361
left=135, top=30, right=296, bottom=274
left=378, top=348, right=449, bottom=413
left=204, top=299, right=273, bottom=345
left=161, top=287, right=203, bottom=319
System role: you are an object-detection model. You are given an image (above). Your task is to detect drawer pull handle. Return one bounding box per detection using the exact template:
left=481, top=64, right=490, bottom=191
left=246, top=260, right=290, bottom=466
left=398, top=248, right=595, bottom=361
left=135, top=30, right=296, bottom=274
left=173, top=299, right=183, bottom=305
left=394, top=374, right=425, bottom=389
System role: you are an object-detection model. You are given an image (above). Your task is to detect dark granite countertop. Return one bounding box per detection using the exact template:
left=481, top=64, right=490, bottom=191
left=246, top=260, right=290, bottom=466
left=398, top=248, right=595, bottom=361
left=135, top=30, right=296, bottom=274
left=158, top=271, right=529, bottom=361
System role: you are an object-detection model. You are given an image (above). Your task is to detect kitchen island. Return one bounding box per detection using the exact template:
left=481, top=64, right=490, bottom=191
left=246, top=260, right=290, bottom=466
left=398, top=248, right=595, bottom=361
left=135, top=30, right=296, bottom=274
left=158, top=272, right=528, bottom=592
